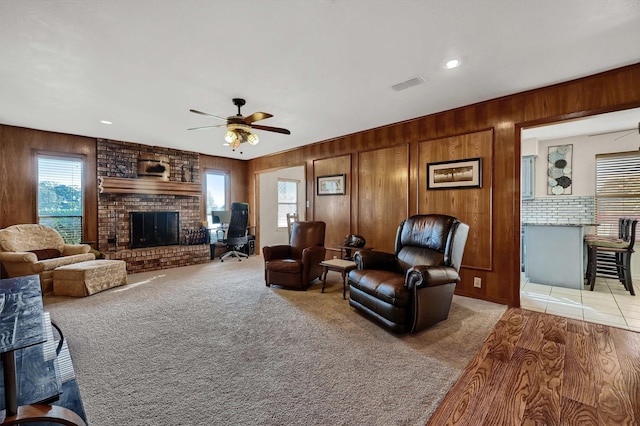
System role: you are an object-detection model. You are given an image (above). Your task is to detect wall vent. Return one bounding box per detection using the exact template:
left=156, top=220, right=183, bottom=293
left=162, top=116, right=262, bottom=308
left=392, top=76, right=425, bottom=91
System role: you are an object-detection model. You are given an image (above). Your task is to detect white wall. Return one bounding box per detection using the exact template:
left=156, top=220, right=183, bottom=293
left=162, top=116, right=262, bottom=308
left=531, top=130, right=639, bottom=198
left=258, top=166, right=305, bottom=249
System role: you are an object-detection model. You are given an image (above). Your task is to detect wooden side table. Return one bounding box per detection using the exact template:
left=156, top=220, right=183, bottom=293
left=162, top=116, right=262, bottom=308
left=319, top=259, right=357, bottom=299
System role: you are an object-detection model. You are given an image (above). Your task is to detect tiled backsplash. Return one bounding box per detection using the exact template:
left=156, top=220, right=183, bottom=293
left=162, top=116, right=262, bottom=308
left=522, top=196, right=595, bottom=224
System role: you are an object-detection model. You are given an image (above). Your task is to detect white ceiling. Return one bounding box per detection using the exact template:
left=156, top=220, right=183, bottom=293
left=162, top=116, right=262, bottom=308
left=1, top=1, right=639, bottom=160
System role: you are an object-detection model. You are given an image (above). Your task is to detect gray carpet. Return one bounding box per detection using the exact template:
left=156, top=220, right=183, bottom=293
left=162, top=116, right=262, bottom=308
left=44, top=256, right=506, bottom=426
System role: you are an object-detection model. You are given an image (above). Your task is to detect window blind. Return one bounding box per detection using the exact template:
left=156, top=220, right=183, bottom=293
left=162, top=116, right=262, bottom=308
left=37, top=154, right=84, bottom=243
left=595, top=151, right=640, bottom=240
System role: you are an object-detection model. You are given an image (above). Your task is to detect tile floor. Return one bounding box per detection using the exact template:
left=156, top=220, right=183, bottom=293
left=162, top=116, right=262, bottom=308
left=520, top=275, right=640, bottom=332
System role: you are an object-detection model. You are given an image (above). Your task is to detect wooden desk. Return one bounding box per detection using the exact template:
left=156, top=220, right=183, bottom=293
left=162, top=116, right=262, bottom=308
left=320, top=259, right=357, bottom=300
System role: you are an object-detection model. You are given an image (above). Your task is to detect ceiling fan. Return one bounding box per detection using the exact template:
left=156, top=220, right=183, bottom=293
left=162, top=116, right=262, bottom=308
left=188, top=98, right=290, bottom=150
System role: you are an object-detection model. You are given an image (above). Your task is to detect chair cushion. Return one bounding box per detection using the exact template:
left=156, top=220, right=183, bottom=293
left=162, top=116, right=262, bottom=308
left=348, top=269, right=409, bottom=307
left=587, top=239, right=630, bottom=249
left=29, top=248, right=61, bottom=260
left=266, top=259, right=302, bottom=274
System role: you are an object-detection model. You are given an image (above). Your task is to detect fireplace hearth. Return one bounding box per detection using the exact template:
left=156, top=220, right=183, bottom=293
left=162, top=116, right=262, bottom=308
left=130, top=212, right=179, bottom=249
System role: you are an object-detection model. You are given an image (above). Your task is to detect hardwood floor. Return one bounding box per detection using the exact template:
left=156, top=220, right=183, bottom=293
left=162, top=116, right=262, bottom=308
left=427, top=308, right=640, bottom=425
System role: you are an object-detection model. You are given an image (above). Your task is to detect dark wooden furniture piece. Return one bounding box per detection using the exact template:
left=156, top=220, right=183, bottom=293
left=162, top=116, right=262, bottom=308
left=0, top=275, right=86, bottom=425
left=348, top=214, right=469, bottom=333
left=263, top=221, right=326, bottom=290
left=319, top=259, right=357, bottom=299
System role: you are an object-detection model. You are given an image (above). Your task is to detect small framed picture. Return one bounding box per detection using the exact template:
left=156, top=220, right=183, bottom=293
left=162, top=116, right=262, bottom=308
left=317, top=174, right=346, bottom=195
left=427, top=157, right=482, bottom=189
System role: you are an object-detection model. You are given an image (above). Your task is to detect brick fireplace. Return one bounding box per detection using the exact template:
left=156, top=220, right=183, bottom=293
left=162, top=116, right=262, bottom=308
left=96, top=139, right=209, bottom=273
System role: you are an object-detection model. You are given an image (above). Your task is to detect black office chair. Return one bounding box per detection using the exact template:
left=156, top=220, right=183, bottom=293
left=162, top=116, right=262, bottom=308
left=220, top=202, right=249, bottom=262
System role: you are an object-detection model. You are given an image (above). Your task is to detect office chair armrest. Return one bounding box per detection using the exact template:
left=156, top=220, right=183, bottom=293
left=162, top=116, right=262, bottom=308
left=405, top=265, right=460, bottom=290
left=262, top=245, right=292, bottom=261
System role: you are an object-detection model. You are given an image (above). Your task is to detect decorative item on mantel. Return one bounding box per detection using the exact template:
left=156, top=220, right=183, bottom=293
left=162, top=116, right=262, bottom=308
left=137, top=154, right=170, bottom=181
left=547, top=144, right=573, bottom=195
left=181, top=163, right=194, bottom=182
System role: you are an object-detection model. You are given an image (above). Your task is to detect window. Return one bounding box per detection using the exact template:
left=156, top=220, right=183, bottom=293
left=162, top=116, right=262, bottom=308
left=205, top=171, right=228, bottom=228
left=37, top=154, right=84, bottom=244
left=595, top=151, right=640, bottom=239
left=277, top=179, right=298, bottom=227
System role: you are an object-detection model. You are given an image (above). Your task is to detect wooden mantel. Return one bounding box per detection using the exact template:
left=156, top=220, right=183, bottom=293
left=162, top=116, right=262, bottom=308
left=98, top=176, right=201, bottom=197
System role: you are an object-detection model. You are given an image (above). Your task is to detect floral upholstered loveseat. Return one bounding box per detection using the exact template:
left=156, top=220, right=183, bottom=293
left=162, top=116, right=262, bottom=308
left=0, top=224, right=95, bottom=293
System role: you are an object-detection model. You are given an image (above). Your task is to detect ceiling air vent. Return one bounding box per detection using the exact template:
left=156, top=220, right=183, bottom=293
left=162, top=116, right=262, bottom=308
left=391, top=76, right=425, bottom=91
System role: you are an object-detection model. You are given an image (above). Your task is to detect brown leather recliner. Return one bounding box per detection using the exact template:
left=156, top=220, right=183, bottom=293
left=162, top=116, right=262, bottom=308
left=263, top=221, right=326, bottom=290
left=348, top=214, right=469, bottom=333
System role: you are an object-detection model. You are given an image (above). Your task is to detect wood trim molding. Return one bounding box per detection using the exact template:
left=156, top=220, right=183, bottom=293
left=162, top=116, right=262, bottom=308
left=98, top=177, right=201, bottom=197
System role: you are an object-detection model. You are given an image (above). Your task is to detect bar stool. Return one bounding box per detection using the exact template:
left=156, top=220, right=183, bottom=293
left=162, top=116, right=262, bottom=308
left=586, top=218, right=637, bottom=295
left=585, top=218, right=628, bottom=283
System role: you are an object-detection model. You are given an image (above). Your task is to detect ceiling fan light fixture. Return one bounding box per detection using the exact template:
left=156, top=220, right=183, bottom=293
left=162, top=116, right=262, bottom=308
left=224, top=130, right=237, bottom=143
left=248, top=133, right=259, bottom=145
left=189, top=98, right=290, bottom=152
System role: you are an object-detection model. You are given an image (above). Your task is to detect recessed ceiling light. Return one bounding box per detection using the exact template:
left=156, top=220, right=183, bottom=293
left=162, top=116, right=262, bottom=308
left=444, top=59, right=461, bottom=69
left=100, top=120, right=113, bottom=125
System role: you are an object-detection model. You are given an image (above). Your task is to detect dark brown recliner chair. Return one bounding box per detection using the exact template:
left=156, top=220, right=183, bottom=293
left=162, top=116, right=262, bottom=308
left=263, top=221, right=326, bottom=290
left=348, top=214, right=469, bottom=333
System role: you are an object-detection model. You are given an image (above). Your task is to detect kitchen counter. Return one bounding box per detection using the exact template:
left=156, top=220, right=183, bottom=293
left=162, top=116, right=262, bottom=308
left=523, top=223, right=590, bottom=288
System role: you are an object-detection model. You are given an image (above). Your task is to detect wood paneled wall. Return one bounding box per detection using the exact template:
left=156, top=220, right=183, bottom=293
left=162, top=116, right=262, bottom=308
left=0, top=125, right=98, bottom=243
left=419, top=130, right=493, bottom=271
left=248, top=63, right=640, bottom=307
left=313, top=155, right=352, bottom=251
left=357, top=145, right=409, bottom=254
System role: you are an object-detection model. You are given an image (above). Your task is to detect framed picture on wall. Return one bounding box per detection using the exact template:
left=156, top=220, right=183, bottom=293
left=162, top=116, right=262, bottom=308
left=547, top=144, right=573, bottom=195
left=317, top=174, right=345, bottom=195
left=427, top=157, right=482, bottom=189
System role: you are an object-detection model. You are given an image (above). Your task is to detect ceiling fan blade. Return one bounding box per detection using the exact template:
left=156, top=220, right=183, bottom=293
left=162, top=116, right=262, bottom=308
left=243, top=112, right=273, bottom=124
left=252, top=124, right=291, bottom=135
left=188, top=124, right=224, bottom=131
left=189, top=109, right=227, bottom=121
